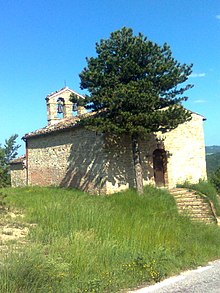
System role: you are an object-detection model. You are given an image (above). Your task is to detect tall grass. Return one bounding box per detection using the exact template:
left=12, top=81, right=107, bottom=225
left=1, top=186, right=220, bottom=292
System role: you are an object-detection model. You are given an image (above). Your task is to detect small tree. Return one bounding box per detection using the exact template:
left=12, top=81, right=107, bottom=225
left=0, top=134, right=20, bottom=187
left=77, top=27, right=193, bottom=194
left=210, top=167, right=220, bottom=193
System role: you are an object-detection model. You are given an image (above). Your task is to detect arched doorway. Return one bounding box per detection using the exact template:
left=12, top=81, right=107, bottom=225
left=153, top=149, right=167, bottom=187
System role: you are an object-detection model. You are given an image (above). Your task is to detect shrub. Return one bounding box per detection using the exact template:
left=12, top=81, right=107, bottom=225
left=210, top=167, right=220, bottom=193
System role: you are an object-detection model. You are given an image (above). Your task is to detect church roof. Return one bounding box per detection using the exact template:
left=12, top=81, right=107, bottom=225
left=45, top=86, right=84, bottom=100
left=9, top=155, right=26, bottom=164
left=23, top=116, right=80, bottom=139
left=23, top=107, right=205, bottom=140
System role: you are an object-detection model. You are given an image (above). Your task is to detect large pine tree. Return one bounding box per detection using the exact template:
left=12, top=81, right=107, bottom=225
left=77, top=27, right=193, bottom=194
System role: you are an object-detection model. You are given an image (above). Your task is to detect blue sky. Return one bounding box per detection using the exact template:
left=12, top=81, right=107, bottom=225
left=1, top=0, right=220, bottom=154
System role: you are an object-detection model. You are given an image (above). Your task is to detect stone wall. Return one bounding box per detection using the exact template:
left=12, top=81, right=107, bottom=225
left=46, top=87, right=86, bottom=125
left=23, top=112, right=207, bottom=194
left=103, top=133, right=158, bottom=193
left=103, top=113, right=207, bottom=193
left=46, top=89, right=74, bottom=125
left=27, top=127, right=108, bottom=194
left=10, top=163, right=26, bottom=187
left=161, top=113, right=207, bottom=188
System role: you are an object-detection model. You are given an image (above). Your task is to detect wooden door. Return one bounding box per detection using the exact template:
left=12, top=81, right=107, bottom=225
left=153, top=149, right=166, bottom=187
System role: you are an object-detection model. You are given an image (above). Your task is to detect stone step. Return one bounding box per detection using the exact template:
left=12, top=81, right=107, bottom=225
left=170, top=188, right=194, bottom=193
left=176, top=202, right=210, bottom=208
left=179, top=211, right=215, bottom=220
left=190, top=217, right=215, bottom=223
left=177, top=206, right=209, bottom=210
left=191, top=215, right=215, bottom=220
left=174, top=193, right=204, bottom=197
left=173, top=193, right=203, bottom=198
left=176, top=200, right=210, bottom=207
left=174, top=194, right=199, bottom=197
left=169, top=188, right=217, bottom=224
left=178, top=210, right=212, bottom=216
left=178, top=213, right=213, bottom=220
left=176, top=203, right=209, bottom=209
left=174, top=195, right=208, bottom=201
left=189, top=213, right=214, bottom=217
left=176, top=198, right=206, bottom=204
left=178, top=209, right=212, bottom=215
left=172, top=195, right=203, bottom=201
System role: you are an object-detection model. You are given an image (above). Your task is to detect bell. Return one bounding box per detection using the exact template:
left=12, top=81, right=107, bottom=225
left=72, top=103, right=78, bottom=111
left=57, top=102, right=63, bottom=114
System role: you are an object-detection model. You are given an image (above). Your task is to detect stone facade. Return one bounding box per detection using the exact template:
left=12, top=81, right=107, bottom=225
left=10, top=87, right=207, bottom=194
left=103, top=112, right=207, bottom=193
left=46, top=86, right=85, bottom=125
left=10, top=156, right=27, bottom=187
left=22, top=113, right=206, bottom=194
left=26, top=127, right=108, bottom=194
left=160, top=113, right=207, bottom=187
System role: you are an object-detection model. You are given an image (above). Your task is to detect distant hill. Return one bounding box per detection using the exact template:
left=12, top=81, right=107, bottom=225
left=206, top=145, right=220, bottom=155
left=205, top=146, right=220, bottom=176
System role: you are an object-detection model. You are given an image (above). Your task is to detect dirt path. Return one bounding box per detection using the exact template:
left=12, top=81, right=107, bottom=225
left=0, top=198, right=29, bottom=255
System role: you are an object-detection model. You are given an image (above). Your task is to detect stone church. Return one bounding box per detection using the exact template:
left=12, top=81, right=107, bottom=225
left=10, top=87, right=207, bottom=194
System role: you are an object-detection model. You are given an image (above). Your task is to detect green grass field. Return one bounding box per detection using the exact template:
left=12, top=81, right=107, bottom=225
left=1, top=186, right=220, bottom=292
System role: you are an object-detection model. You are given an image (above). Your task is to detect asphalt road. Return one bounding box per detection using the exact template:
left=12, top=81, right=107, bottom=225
left=129, top=259, right=220, bottom=293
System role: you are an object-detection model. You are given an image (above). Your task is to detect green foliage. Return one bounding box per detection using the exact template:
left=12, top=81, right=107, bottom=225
left=78, top=27, right=193, bottom=135
left=2, top=186, right=220, bottom=292
left=205, top=146, right=220, bottom=178
left=70, top=92, right=85, bottom=107
left=0, top=134, right=20, bottom=187
left=206, top=153, right=220, bottom=177
left=1, top=248, right=68, bottom=293
left=4, top=134, right=21, bottom=163
left=210, top=167, right=220, bottom=193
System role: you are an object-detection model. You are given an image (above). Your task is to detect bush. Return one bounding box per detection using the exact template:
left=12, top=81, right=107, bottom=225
left=210, top=167, right=220, bottom=193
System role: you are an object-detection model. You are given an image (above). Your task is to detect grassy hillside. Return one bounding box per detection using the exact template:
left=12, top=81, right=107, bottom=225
left=1, top=186, right=220, bottom=292
left=206, top=152, right=220, bottom=176
left=205, top=146, right=220, bottom=176
left=206, top=145, right=220, bottom=155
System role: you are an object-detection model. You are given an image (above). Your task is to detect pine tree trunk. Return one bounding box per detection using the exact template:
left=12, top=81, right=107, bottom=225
left=131, top=134, right=144, bottom=195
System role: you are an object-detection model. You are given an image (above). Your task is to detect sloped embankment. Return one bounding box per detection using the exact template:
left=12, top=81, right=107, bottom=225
left=0, top=193, right=29, bottom=256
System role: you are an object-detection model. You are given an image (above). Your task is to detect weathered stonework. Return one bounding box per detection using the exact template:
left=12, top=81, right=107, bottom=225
left=20, top=113, right=206, bottom=194
left=26, top=127, right=108, bottom=194
left=10, top=156, right=27, bottom=187
left=46, top=86, right=85, bottom=125
left=160, top=114, right=207, bottom=187
left=10, top=87, right=207, bottom=194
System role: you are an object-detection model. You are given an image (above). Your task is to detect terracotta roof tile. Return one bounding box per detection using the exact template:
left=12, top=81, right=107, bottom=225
left=9, top=155, right=26, bottom=164
left=23, top=116, right=80, bottom=139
